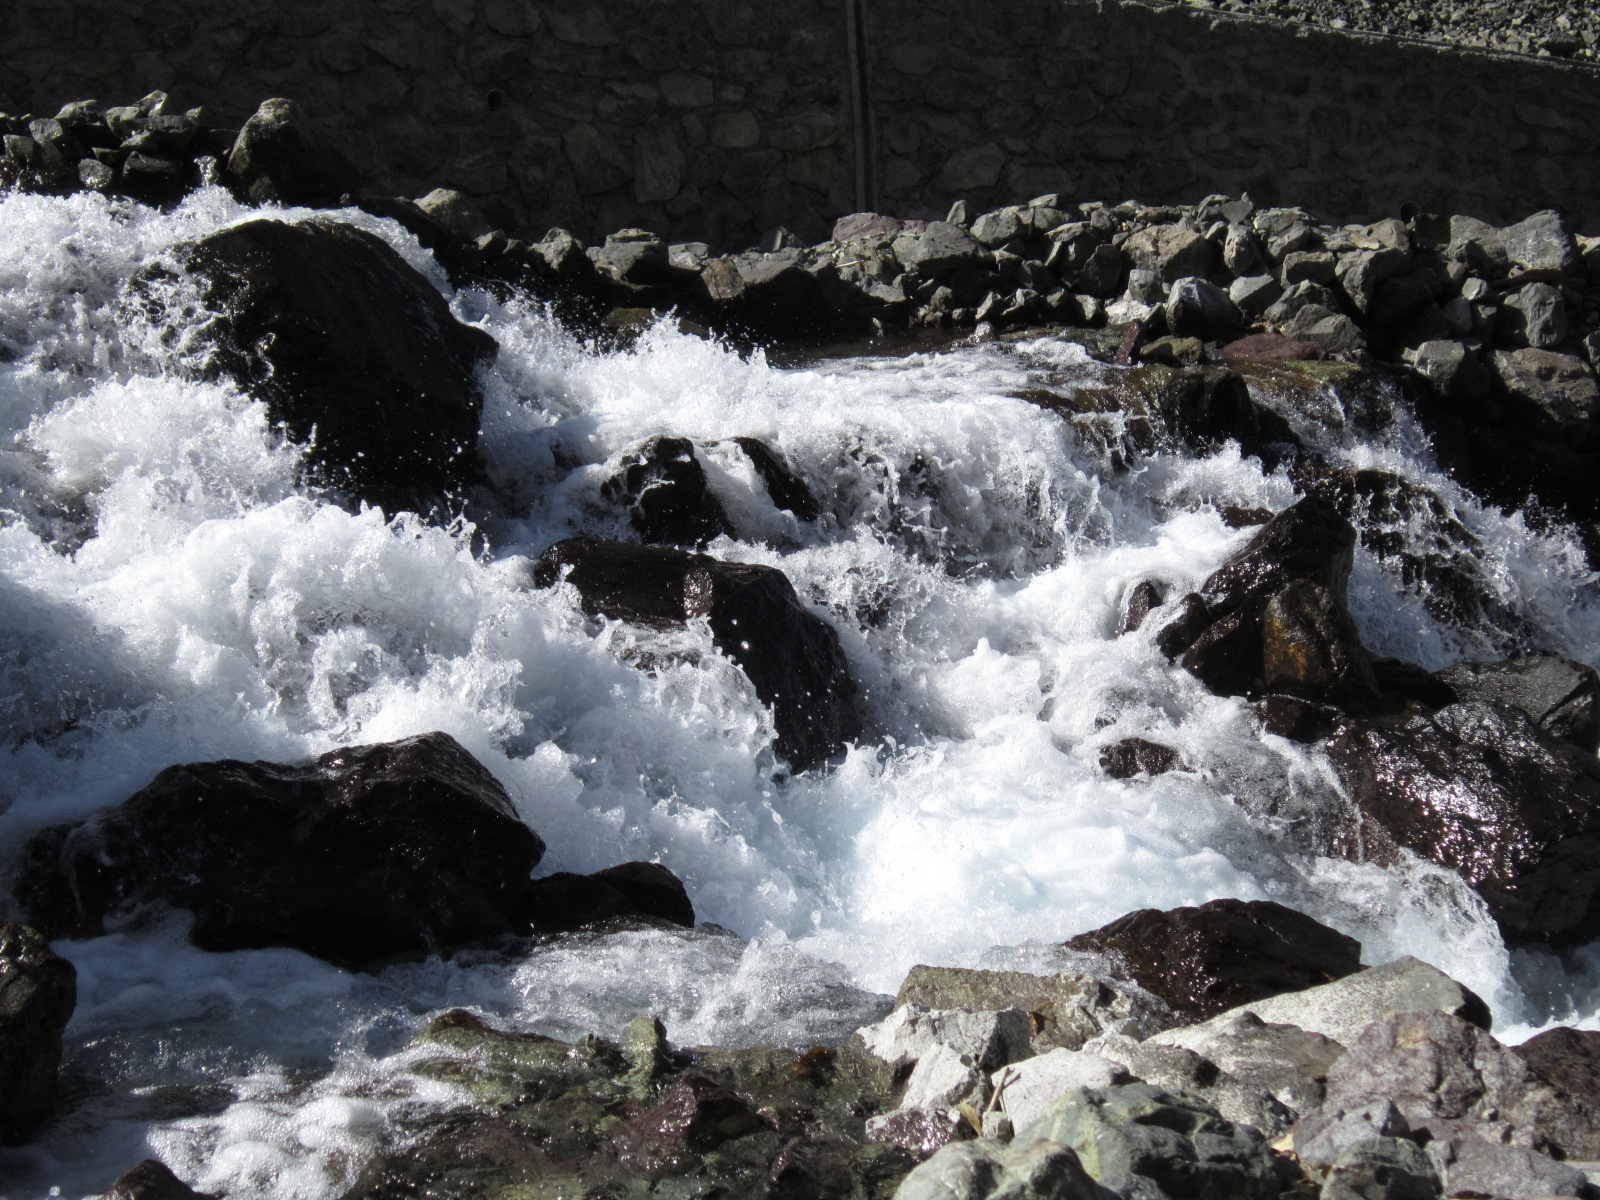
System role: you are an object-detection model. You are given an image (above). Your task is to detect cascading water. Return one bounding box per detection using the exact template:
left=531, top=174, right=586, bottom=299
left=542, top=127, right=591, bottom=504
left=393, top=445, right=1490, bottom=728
left=2, top=187, right=1598, bottom=1199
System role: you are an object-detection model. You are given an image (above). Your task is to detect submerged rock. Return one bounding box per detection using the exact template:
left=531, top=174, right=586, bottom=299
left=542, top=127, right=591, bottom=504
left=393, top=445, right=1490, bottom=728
left=18, top=732, right=544, bottom=967
left=1063, top=898, right=1362, bottom=1022
left=136, top=218, right=497, bottom=509
left=104, top=1160, right=218, bottom=1200
left=602, top=436, right=734, bottom=548
left=0, top=921, right=76, bottom=1144
left=1433, top=655, right=1600, bottom=752
left=534, top=537, right=859, bottom=770
left=521, top=861, right=695, bottom=934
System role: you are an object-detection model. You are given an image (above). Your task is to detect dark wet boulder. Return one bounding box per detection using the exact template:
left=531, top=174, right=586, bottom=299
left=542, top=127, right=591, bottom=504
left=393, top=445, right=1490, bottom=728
left=1162, top=496, right=1377, bottom=705
left=534, top=537, right=859, bottom=770
left=1325, top=701, right=1600, bottom=945
left=224, top=97, right=359, bottom=205
left=1321, top=1136, right=1442, bottom=1200
left=1098, top=737, right=1178, bottom=779
left=1490, top=349, right=1600, bottom=447
left=612, top=1074, right=765, bottom=1175
left=520, top=861, right=694, bottom=934
left=1063, top=898, right=1362, bottom=1022
left=1513, top=1027, right=1600, bottom=1109
left=601, top=437, right=733, bottom=548
left=0, top=921, right=76, bottom=1144
left=104, top=1160, right=218, bottom=1200
left=1117, top=580, right=1164, bottom=635
left=1434, top=655, right=1600, bottom=752
left=138, top=218, right=497, bottom=509
left=731, top=437, right=819, bottom=522
left=702, top=250, right=840, bottom=337
left=1424, top=1136, right=1586, bottom=1200
left=17, top=732, right=544, bottom=968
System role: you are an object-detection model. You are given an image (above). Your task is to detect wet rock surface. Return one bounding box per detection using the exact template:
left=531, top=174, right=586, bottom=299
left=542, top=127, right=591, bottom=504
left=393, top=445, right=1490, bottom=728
left=1062, top=899, right=1363, bottom=1021
left=16, top=732, right=544, bottom=967
left=0, top=921, right=76, bottom=1145
left=134, top=217, right=498, bottom=510
left=533, top=536, right=860, bottom=770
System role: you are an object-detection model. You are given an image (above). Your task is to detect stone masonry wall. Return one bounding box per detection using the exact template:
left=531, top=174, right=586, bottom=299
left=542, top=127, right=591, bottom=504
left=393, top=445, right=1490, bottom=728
left=2, top=0, right=1596, bottom=249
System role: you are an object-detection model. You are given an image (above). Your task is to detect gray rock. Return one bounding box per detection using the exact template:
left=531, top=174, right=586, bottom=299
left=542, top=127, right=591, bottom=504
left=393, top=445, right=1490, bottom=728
left=1505, top=209, right=1581, bottom=275
left=1336, top=247, right=1414, bottom=315
left=1223, top=224, right=1262, bottom=275
left=225, top=97, right=359, bottom=206
left=1317, top=1009, right=1600, bottom=1159
left=1018, top=1084, right=1288, bottom=1200
left=893, top=222, right=988, bottom=276
left=1178, top=956, right=1488, bottom=1050
left=1448, top=215, right=1510, bottom=278
left=1230, top=274, right=1283, bottom=316
left=590, top=228, right=673, bottom=286
left=834, top=212, right=904, bottom=243
left=1287, top=310, right=1366, bottom=356
left=971, top=207, right=1027, bottom=249
left=1265, top=219, right=1321, bottom=263
left=993, top=1048, right=1131, bottom=1132
left=895, top=966, right=1173, bottom=1052
left=1294, top=1100, right=1413, bottom=1170
left=1434, top=656, right=1600, bottom=752
left=1425, top=1136, right=1589, bottom=1200
left=1503, top=282, right=1568, bottom=350
left=1491, top=348, right=1600, bottom=442
left=0, top=921, right=76, bottom=1145
left=1438, top=296, right=1473, bottom=336
left=1165, top=277, right=1241, bottom=342
left=1151, top=1009, right=1344, bottom=1115
left=415, top=188, right=490, bottom=242
left=946, top=199, right=971, bottom=226
left=867, top=1107, right=972, bottom=1157
left=1126, top=267, right=1165, bottom=305
left=1282, top=250, right=1337, bottom=287
left=1263, top=280, right=1339, bottom=325
left=902, top=1041, right=991, bottom=1112
left=1084, top=1032, right=1295, bottom=1138
left=1408, top=340, right=1493, bottom=405
left=860, top=1004, right=1035, bottom=1074
left=893, top=1137, right=1104, bottom=1200
left=1322, top=1135, right=1442, bottom=1200
left=1125, top=224, right=1213, bottom=284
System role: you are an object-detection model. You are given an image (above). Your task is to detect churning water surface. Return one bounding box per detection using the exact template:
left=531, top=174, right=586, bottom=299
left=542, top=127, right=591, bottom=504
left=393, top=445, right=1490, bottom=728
left=2, top=188, right=1599, bottom=1198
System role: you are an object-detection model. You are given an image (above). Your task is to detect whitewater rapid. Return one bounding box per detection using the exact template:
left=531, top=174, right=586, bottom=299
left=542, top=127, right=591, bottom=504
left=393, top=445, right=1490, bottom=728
left=3, top=188, right=1599, bottom=1198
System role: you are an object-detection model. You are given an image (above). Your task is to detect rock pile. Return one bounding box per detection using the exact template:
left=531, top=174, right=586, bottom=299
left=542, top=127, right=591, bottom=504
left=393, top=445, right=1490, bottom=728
left=1181, top=0, right=1599, bottom=63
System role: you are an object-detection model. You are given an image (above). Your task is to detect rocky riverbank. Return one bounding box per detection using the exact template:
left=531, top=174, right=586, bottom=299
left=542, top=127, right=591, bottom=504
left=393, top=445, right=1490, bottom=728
left=7, top=92, right=1600, bottom=1199
left=1175, top=0, right=1600, bottom=62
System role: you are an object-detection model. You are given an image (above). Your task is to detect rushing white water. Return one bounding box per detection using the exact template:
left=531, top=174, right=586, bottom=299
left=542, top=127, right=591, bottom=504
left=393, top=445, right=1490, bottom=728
left=2, top=187, right=1599, bottom=1198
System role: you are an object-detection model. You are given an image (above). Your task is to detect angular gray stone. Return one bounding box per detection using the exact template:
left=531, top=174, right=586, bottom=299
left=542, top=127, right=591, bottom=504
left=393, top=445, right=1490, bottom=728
left=1177, top=956, right=1489, bottom=1050
left=1407, top=340, right=1493, bottom=405
left=1425, top=1136, right=1589, bottom=1200
left=1230, top=274, right=1283, bottom=317
left=860, top=1004, right=1034, bottom=1074
left=1505, top=209, right=1581, bottom=275
left=971, top=207, right=1027, bottom=249
left=1317, top=1009, right=1600, bottom=1159
left=1223, top=224, right=1262, bottom=275
left=1018, top=1084, right=1288, bottom=1200
left=1287, top=309, right=1366, bottom=355
left=1503, top=282, right=1568, bottom=350
left=1125, top=223, right=1212, bottom=284
left=902, top=1042, right=990, bottom=1112
left=590, top=228, right=672, bottom=285
left=1322, top=1135, right=1443, bottom=1200
left=1294, top=1100, right=1413, bottom=1170
left=1448, top=215, right=1510, bottom=278
left=893, top=1138, right=1104, bottom=1200
left=1491, top=348, right=1600, bottom=442
left=1282, top=250, right=1337, bottom=286
left=895, top=966, right=1172, bottom=1051
left=992, top=1048, right=1130, bottom=1132
left=1263, top=280, right=1339, bottom=325
left=892, top=222, right=988, bottom=276
left=1151, top=1008, right=1344, bottom=1115
left=415, top=188, right=490, bottom=242
left=0, top=922, right=76, bottom=1144
left=1126, top=267, right=1165, bottom=305
left=1336, top=247, right=1414, bottom=314
left=1165, top=277, right=1242, bottom=342
left=1084, top=1032, right=1295, bottom=1138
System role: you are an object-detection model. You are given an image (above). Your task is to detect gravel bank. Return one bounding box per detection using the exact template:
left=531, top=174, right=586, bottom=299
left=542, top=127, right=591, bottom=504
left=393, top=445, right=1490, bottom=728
left=1176, top=0, right=1600, bottom=63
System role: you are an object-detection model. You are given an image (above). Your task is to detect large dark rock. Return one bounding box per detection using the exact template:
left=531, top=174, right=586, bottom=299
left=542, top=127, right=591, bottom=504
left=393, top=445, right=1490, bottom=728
left=730, top=437, right=819, bottom=522
left=702, top=250, right=839, bottom=336
left=520, top=861, right=695, bottom=935
left=611, top=1074, right=764, bottom=1175
left=0, top=921, right=76, bottom=1144
left=224, top=97, right=359, bottom=205
left=138, top=218, right=497, bottom=508
left=601, top=437, right=733, bottom=548
left=1062, top=898, right=1362, bottom=1022
left=1162, top=496, right=1378, bottom=705
left=534, top=537, right=859, bottom=770
left=104, top=1160, right=218, bottom=1200
left=17, top=732, right=544, bottom=968
left=1434, top=655, right=1600, bottom=752
left=1325, top=701, right=1600, bottom=944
